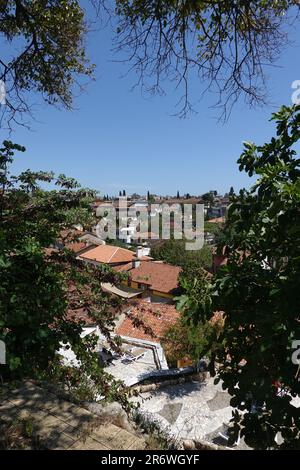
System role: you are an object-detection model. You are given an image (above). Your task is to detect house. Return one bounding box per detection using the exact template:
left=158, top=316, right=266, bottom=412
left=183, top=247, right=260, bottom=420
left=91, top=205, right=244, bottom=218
left=125, top=231, right=160, bottom=246
left=124, top=261, right=181, bottom=302
left=207, top=205, right=227, bottom=219
left=56, top=229, right=105, bottom=254
left=78, top=244, right=136, bottom=269
left=79, top=232, right=106, bottom=246
left=56, top=229, right=89, bottom=254
left=116, top=300, right=180, bottom=344
left=60, top=300, right=178, bottom=386
left=161, top=197, right=202, bottom=206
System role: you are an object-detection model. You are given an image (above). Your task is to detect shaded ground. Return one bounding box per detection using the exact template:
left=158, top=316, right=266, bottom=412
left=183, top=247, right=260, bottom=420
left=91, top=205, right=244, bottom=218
left=0, top=381, right=146, bottom=450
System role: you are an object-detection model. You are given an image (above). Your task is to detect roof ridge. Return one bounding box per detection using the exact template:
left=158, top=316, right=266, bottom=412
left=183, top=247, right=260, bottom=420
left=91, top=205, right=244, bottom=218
left=107, top=246, right=119, bottom=263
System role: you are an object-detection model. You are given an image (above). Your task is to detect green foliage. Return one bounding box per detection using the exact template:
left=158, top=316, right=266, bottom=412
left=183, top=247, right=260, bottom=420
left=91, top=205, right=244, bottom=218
left=106, top=238, right=135, bottom=251
left=0, top=141, right=127, bottom=403
left=177, top=265, right=213, bottom=322
left=204, top=221, right=222, bottom=235
left=201, top=192, right=214, bottom=206
left=151, top=239, right=212, bottom=270
left=2, top=0, right=299, bottom=124
left=114, top=1, right=299, bottom=116
left=163, top=266, right=223, bottom=368
left=163, top=313, right=223, bottom=368
left=213, top=105, right=300, bottom=448
left=0, top=0, right=93, bottom=125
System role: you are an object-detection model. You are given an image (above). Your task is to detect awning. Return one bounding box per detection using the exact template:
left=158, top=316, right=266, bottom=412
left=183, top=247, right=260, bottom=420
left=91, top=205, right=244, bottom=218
left=101, top=283, right=140, bottom=299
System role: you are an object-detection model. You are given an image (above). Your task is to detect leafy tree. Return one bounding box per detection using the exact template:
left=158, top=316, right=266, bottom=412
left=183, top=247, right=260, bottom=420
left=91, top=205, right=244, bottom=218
left=0, top=0, right=93, bottom=128
left=146, top=190, right=155, bottom=203
left=229, top=186, right=235, bottom=198
left=176, top=190, right=180, bottom=199
left=151, top=239, right=212, bottom=270
left=0, top=141, right=127, bottom=403
left=204, top=221, right=223, bottom=235
left=201, top=192, right=214, bottom=206
left=2, top=1, right=300, bottom=125
left=111, top=0, right=300, bottom=117
left=163, top=266, right=223, bottom=371
left=213, top=105, right=300, bottom=448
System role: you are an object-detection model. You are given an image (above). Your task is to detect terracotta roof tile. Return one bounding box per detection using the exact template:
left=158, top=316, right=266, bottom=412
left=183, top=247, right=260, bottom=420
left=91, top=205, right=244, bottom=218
left=79, top=245, right=136, bottom=264
left=65, top=241, right=88, bottom=253
left=65, top=308, right=95, bottom=326
left=113, top=262, right=133, bottom=273
left=129, top=261, right=181, bottom=294
left=117, top=301, right=180, bottom=342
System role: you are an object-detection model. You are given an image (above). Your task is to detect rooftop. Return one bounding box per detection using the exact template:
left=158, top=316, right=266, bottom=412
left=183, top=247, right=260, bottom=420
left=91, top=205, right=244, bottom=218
left=78, top=245, right=136, bottom=265
left=129, top=261, right=181, bottom=294
left=116, top=301, right=180, bottom=343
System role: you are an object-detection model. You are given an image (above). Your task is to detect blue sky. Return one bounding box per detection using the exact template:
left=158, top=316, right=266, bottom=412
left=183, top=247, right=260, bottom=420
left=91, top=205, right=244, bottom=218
left=4, top=4, right=300, bottom=197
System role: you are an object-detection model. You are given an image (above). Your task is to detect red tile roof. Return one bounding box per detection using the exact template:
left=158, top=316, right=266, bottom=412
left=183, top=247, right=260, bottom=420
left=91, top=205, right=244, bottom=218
left=65, top=241, right=88, bottom=253
left=58, top=229, right=88, bottom=253
left=65, top=308, right=95, bottom=326
left=116, top=301, right=180, bottom=343
left=113, top=262, right=134, bottom=273
left=129, top=261, right=181, bottom=294
left=79, top=245, right=136, bottom=265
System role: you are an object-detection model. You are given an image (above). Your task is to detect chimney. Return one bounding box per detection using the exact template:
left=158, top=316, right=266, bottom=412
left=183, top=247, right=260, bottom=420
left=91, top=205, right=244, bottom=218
left=136, top=246, right=150, bottom=259
left=132, top=258, right=141, bottom=269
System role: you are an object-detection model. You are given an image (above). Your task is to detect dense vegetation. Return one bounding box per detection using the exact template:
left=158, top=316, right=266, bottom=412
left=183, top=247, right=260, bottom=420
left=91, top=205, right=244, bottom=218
left=0, top=141, right=127, bottom=404
left=1, top=1, right=300, bottom=126
left=176, top=105, right=300, bottom=449
left=151, top=239, right=212, bottom=270
left=213, top=105, right=300, bottom=449
left=163, top=266, right=223, bottom=372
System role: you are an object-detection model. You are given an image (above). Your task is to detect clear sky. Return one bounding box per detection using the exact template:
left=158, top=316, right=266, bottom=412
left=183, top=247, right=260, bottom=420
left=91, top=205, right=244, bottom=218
left=4, top=3, right=300, bottom=197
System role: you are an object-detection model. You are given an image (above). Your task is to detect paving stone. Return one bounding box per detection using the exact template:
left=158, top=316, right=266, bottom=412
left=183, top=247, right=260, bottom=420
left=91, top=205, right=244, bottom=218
left=92, top=428, right=142, bottom=450
left=127, top=438, right=147, bottom=450
left=69, top=436, right=110, bottom=450
left=7, top=393, right=57, bottom=412
left=158, top=402, right=183, bottom=425
left=15, top=408, right=72, bottom=448
left=49, top=431, right=78, bottom=450
left=89, top=423, right=121, bottom=441
left=1, top=382, right=145, bottom=450
left=0, top=400, right=20, bottom=423
left=92, top=425, right=146, bottom=450
left=207, top=391, right=231, bottom=412
left=47, top=400, right=96, bottom=427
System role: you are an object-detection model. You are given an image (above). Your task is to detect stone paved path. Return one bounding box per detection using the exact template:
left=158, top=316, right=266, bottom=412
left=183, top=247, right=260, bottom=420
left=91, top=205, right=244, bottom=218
left=0, top=381, right=146, bottom=450
left=134, top=377, right=250, bottom=449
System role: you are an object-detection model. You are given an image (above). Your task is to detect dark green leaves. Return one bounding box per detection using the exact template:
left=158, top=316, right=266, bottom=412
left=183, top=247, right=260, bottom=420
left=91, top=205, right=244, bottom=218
left=213, top=105, right=300, bottom=448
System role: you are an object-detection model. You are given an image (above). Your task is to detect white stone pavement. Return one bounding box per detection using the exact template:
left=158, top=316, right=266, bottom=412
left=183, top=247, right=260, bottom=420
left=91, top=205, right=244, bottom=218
left=134, top=377, right=247, bottom=448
